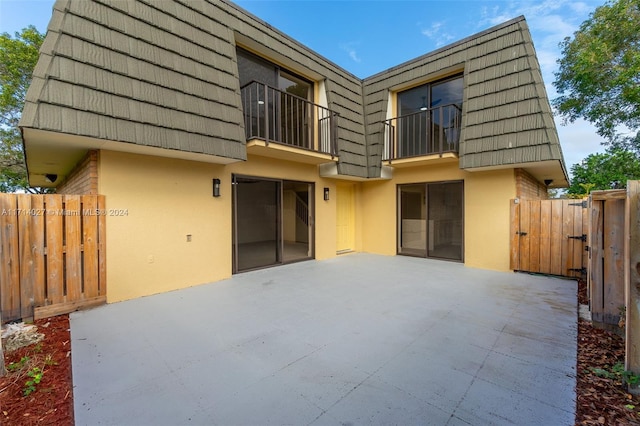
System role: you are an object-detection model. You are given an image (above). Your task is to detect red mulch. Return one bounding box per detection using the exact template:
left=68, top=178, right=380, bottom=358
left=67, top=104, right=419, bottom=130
left=1, top=283, right=639, bottom=425
left=0, top=315, right=74, bottom=426
left=575, top=279, right=640, bottom=425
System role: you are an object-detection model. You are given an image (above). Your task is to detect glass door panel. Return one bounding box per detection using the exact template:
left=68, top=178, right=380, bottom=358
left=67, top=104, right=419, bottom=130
left=278, top=71, right=312, bottom=149
left=430, top=76, right=463, bottom=151
left=397, top=85, right=429, bottom=157
left=234, top=177, right=281, bottom=272
left=398, top=181, right=464, bottom=261
left=282, top=181, right=313, bottom=263
left=398, top=184, right=427, bottom=256
left=233, top=176, right=314, bottom=273
left=427, top=182, right=463, bottom=261
left=236, top=49, right=278, bottom=141
left=397, top=74, right=463, bottom=156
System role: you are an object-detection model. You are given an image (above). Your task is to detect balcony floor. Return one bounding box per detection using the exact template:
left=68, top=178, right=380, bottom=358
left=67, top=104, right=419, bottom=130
left=383, top=151, right=459, bottom=168
left=246, top=139, right=337, bottom=165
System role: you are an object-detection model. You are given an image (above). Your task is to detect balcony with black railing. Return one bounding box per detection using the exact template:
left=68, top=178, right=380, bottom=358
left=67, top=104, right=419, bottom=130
left=240, top=81, right=339, bottom=161
left=383, top=103, right=462, bottom=162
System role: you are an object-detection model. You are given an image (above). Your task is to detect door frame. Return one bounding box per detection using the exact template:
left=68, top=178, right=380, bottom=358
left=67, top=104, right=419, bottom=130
left=232, top=174, right=315, bottom=273
left=396, top=180, right=464, bottom=262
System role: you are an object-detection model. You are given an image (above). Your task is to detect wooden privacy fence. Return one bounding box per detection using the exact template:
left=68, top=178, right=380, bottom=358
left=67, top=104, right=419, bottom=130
left=626, top=181, right=640, bottom=383
left=587, top=182, right=640, bottom=383
left=511, top=195, right=625, bottom=323
left=0, top=194, right=106, bottom=323
left=511, top=186, right=640, bottom=380
left=588, top=189, right=626, bottom=325
left=510, top=198, right=588, bottom=278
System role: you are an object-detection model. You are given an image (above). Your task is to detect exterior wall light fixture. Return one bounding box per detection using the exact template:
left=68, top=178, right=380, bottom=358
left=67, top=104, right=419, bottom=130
left=324, top=187, right=330, bottom=201
left=213, top=178, right=221, bottom=197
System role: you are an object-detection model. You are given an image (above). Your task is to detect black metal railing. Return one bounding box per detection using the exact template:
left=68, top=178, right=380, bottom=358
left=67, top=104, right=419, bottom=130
left=240, top=81, right=338, bottom=157
left=383, top=103, right=462, bottom=161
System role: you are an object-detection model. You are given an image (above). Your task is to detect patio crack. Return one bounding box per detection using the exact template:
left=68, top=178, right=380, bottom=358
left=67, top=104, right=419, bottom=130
left=445, top=323, right=504, bottom=425
left=306, top=371, right=376, bottom=426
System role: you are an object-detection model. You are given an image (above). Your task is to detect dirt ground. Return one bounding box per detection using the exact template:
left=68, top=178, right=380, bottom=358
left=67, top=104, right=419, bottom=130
left=0, top=281, right=639, bottom=425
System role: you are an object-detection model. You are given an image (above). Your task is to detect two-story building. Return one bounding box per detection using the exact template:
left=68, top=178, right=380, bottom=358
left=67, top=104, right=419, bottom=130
left=20, top=0, right=568, bottom=302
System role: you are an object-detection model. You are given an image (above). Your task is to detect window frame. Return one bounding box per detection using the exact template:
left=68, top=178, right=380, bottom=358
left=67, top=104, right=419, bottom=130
left=236, top=47, right=314, bottom=103
left=396, top=73, right=464, bottom=118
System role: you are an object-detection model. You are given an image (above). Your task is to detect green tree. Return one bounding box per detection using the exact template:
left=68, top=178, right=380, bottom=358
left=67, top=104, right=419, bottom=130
left=553, top=0, right=640, bottom=148
left=0, top=26, right=44, bottom=193
left=567, top=147, right=640, bottom=195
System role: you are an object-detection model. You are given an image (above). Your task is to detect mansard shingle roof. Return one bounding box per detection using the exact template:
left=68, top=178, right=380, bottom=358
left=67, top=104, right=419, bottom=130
left=21, top=0, right=567, bottom=184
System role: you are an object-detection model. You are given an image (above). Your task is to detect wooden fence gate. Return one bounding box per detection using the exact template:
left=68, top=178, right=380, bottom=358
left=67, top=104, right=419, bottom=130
left=588, top=189, right=626, bottom=324
left=511, top=183, right=640, bottom=379
left=0, top=193, right=106, bottom=323
left=510, top=198, right=588, bottom=278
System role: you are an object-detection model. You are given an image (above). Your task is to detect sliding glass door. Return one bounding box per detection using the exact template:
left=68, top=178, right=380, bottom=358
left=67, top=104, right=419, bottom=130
left=396, top=74, right=463, bottom=156
left=232, top=175, right=314, bottom=273
left=233, top=177, right=280, bottom=271
left=399, top=184, right=427, bottom=257
left=398, top=181, right=464, bottom=261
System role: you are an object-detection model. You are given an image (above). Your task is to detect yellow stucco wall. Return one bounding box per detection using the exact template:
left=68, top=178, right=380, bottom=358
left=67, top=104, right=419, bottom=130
left=98, top=150, right=339, bottom=302
left=463, top=169, right=516, bottom=271
left=359, top=163, right=516, bottom=271
left=361, top=163, right=466, bottom=256
left=98, top=149, right=516, bottom=302
left=98, top=151, right=231, bottom=302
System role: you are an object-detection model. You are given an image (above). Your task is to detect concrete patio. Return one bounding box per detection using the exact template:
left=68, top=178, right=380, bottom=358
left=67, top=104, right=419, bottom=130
left=70, top=253, right=577, bottom=425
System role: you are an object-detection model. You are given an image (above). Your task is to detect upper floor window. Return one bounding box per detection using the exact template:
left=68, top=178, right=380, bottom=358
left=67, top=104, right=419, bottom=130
left=397, top=74, right=463, bottom=116
left=384, top=74, right=463, bottom=159
left=236, top=48, right=312, bottom=102
left=236, top=47, right=337, bottom=156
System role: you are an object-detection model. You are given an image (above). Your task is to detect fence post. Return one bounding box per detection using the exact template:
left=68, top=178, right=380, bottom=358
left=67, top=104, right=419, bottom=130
left=0, top=309, right=5, bottom=376
left=626, top=180, right=640, bottom=394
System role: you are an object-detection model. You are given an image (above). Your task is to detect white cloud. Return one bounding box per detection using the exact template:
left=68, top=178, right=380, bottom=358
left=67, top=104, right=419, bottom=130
left=339, top=42, right=361, bottom=63
left=478, top=0, right=566, bottom=26
left=420, top=21, right=456, bottom=47
left=557, top=119, right=606, bottom=173
left=478, top=0, right=577, bottom=30
left=421, top=21, right=442, bottom=38
left=568, top=1, right=593, bottom=15
left=526, top=13, right=579, bottom=94
left=480, top=5, right=515, bottom=26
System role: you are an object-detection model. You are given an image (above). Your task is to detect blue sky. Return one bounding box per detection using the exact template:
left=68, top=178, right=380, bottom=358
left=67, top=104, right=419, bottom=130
left=0, top=0, right=607, bottom=173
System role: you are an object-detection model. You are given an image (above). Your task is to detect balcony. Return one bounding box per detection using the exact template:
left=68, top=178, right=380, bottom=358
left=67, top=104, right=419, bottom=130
left=241, top=81, right=339, bottom=163
left=383, top=103, right=462, bottom=164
